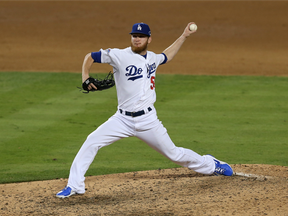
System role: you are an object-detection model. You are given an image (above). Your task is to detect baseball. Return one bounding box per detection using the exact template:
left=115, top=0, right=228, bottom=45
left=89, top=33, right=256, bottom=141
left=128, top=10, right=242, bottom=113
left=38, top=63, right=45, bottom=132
left=189, top=23, right=197, bottom=31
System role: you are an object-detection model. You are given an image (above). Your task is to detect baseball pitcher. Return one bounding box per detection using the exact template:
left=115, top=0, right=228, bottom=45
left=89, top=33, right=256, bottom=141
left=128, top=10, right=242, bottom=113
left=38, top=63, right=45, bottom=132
left=56, top=22, right=233, bottom=198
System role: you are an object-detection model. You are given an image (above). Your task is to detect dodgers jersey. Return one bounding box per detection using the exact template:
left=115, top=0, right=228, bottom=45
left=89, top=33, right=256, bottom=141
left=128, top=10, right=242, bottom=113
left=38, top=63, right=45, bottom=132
left=92, top=47, right=167, bottom=112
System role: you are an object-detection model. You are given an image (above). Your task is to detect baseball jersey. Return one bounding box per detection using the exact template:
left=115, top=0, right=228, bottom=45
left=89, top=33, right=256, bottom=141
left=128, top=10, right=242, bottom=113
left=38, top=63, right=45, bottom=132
left=91, top=47, right=167, bottom=112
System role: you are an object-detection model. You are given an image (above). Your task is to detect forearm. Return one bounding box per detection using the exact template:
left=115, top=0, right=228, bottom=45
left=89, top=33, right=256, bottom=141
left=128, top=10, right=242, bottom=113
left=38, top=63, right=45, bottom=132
left=163, top=35, right=188, bottom=63
left=163, top=22, right=196, bottom=63
left=82, top=53, right=94, bottom=82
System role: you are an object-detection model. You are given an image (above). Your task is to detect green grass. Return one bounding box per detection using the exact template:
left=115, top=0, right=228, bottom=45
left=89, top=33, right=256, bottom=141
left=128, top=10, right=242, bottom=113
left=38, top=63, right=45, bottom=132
left=0, top=72, right=287, bottom=183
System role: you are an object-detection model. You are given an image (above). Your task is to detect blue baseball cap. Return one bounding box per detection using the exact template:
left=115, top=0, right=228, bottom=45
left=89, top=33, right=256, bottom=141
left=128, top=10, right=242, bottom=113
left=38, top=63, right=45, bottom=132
left=130, top=23, right=151, bottom=36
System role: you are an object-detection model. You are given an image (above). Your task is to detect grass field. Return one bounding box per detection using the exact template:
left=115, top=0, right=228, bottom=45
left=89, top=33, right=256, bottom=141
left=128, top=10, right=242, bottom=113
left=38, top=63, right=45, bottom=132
left=0, top=72, right=287, bottom=184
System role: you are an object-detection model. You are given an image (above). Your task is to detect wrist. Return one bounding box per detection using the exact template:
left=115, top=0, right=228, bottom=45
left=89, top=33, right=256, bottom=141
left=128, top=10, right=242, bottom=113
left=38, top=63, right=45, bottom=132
left=181, top=33, right=189, bottom=39
left=82, top=75, right=89, bottom=83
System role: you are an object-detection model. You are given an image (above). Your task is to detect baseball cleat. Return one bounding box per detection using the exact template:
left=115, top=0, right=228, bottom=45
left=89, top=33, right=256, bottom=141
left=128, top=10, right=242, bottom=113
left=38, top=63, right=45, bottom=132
left=56, top=186, right=76, bottom=198
left=207, top=155, right=234, bottom=176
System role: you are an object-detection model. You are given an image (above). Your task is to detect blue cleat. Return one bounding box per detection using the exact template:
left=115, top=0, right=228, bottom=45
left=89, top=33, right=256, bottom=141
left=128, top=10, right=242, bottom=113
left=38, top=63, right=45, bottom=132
left=207, top=155, right=234, bottom=176
left=56, top=186, right=76, bottom=198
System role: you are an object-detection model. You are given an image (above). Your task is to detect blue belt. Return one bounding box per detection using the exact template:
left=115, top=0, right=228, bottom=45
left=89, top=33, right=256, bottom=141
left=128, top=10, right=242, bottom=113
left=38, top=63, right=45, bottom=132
left=119, top=107, right=152, bottom=117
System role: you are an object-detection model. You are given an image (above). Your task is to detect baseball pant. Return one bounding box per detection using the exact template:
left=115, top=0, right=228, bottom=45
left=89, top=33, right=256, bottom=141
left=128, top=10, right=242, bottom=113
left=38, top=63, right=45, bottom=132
left=68, top=107, right=215, bottom=194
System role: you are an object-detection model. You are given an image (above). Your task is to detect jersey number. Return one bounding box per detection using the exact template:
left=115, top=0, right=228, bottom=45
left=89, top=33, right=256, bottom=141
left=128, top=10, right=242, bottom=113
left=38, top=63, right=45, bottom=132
left=150, top=76, right=155, bottom=90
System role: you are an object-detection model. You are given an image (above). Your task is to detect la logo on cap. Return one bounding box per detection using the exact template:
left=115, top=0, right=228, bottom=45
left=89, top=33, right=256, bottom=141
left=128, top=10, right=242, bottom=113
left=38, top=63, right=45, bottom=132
left=137, top=24, right=142, bottom=30
left=130, top=23, right=151, bottom=36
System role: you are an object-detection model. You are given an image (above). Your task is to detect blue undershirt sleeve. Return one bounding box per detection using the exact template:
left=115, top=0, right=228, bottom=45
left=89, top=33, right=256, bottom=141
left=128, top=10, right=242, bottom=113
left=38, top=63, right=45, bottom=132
left=91, top=51, right=102, bottom=63
left=160, top=53, right=168, bottom=65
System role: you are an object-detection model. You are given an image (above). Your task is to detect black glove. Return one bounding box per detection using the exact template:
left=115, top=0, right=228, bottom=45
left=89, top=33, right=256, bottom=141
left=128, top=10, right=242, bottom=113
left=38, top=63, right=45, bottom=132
left=80, top=72, right=115, bottom=93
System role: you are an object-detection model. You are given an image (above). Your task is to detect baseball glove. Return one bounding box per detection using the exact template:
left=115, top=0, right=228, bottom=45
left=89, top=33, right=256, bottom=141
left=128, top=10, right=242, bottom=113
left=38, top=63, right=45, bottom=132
left=80, top=72, right=115, bottom=93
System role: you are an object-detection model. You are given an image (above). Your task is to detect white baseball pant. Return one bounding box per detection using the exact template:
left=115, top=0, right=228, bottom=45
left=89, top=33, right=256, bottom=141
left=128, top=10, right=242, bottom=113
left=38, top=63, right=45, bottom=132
left=68, top=107, right=215, bottom=194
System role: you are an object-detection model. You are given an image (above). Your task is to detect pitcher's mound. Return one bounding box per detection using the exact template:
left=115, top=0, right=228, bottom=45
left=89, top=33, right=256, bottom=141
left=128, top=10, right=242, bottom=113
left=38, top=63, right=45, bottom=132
left=1, top=164, right=287, bottom=215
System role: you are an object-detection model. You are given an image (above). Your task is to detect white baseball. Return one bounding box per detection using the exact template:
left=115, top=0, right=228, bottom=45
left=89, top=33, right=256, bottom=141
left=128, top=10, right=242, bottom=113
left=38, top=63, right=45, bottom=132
left=189, top=24, right=197, bottom=31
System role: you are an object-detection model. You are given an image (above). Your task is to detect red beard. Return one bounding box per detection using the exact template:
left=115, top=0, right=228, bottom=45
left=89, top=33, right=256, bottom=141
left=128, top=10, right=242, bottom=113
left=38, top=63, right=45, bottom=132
left=131, top=41, right=148, bottom=54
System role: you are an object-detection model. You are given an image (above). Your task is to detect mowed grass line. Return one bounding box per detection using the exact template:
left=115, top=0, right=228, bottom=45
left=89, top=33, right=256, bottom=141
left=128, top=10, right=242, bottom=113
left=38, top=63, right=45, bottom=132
left=0, top=72, right=287, bottom=183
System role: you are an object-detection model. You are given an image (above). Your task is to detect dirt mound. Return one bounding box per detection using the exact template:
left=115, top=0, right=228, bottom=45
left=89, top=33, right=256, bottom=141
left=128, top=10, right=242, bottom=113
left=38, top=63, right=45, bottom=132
left=1, top=164, right=287, bottom=215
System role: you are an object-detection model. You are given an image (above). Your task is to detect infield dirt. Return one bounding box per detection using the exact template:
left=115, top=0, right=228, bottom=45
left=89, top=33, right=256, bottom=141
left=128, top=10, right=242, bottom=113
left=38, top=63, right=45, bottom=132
left=0, top=1, right=287, bottom=215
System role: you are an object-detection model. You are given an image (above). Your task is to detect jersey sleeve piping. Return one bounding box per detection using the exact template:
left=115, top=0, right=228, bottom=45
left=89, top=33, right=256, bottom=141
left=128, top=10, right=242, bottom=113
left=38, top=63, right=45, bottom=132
left=91, top=51, right=102, bottom=63
left=160, top=53, right=168, bottom=65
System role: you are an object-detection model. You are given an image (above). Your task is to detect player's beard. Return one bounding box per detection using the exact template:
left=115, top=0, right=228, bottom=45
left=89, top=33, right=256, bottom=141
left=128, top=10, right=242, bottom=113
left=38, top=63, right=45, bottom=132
left=131, top=40, right=149, bottom=54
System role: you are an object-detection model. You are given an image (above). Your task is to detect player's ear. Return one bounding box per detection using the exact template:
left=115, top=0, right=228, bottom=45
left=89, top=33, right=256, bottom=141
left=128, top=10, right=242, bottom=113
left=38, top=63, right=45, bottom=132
left=148, top=36, right=152, bottom=44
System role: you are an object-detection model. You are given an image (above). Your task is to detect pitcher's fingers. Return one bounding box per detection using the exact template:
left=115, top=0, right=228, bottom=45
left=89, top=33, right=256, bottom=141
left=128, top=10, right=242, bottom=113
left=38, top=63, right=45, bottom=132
left=90, top=83, right=97, bottom=90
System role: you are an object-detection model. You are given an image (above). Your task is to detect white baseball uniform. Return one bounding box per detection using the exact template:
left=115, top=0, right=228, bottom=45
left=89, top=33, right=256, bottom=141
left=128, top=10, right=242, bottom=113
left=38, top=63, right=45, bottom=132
left=67, top=47, right=215, bottom=194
